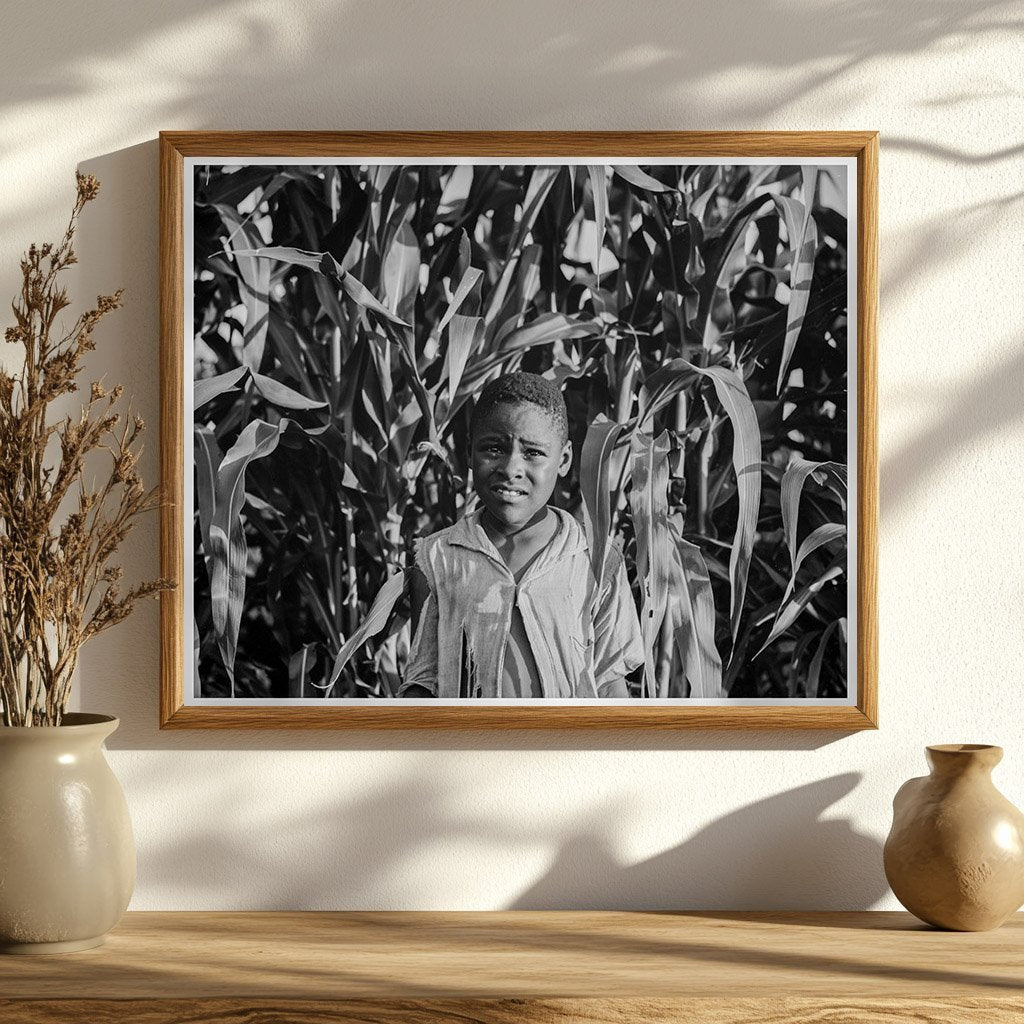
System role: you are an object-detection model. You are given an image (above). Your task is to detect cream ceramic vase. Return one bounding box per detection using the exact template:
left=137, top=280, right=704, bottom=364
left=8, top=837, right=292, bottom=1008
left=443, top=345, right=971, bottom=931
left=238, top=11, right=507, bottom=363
left=884, top=744, right=1024, bottom=931
left=0, top=713, right=135, bottom=953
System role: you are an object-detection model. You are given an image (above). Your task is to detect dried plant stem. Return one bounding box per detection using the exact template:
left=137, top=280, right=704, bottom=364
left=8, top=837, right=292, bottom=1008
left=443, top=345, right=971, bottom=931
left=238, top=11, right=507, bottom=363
left=0, top=174, right=174, bottom=726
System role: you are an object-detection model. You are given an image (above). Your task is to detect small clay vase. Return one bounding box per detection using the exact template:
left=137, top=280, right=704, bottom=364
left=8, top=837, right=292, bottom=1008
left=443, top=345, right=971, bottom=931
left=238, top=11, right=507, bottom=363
left=884, top=744, right=1024, bottom=930
left=0, top=714, right=135, bottom=953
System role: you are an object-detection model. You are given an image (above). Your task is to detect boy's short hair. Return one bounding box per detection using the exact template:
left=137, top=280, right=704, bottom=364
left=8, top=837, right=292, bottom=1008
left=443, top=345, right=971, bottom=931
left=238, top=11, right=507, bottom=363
left=470, top=371, right=569, bottom=444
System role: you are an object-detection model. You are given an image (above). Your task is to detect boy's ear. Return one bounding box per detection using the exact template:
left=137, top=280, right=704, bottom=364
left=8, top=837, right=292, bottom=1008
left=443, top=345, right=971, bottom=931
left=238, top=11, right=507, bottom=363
left=558, top=440, right=573, bottom=477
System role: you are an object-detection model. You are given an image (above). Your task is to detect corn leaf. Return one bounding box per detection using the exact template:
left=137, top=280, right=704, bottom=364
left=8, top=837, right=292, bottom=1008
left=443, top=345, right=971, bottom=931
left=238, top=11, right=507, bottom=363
left=212, top=205, right=271, bottom=371
left=613, top=165, right=675, bottom=193
left=312, top=276, right=350, bottom=347
left=193, top=425, right=221, bottom=565
left=587, top=165, right=608, bottom=276
left=251, top=371, right=329, bottom=411
left=325, top=252, right=414, bottom=329
left=819, top=463, right=849, bottom=507
left=208, top=419, right=287, bottom=687
left=755, top=550, right=845, bottom=656
left=637, top=357, right=761, bottom=650
left=779, top=521, right=846, bottom=610
left=379, top=169, right=419, bottom=259
left=323, top=571, right=408, bottom=694
left=668, top=525, right=723, bottom=698
left=513, top=166, right=561, bottom=253
left=483, top=257, right=519, bottom=331
left=781, top=457, right=845, bottom=575
left=501, top=312, right=602, bottom=355
left=232, top=246, right=411, bottom=328
left=196, top=351, right=329, bottom=418
left=267, top=311, right=319, bottom=398
left=782, top=458, right=819, bottom=570
left=628, top=430, right=672, bottom=696
left=707, top=364, right=760, bottom=651
left=807, top=619, right=841, bottom=698
left=580, top=417, right=626, bottom=594
left=436, top=266, right=484, bottom=338
left=243, top=256, right=270, bottom=371
left=232, top=244, right=323, bottom=271
left=192, top=615, right=201, bottom=692
left=483, top=167, right=562, bottom=329
left=696, top=193, right=775, bottom=351
left=788, top=631, right=818, bottom=697
left=637, top=359, right=699, bottom=426
left=688, top=166, right=720, bottom=223
left=461, top=314, right=602, bottom=391
left=774, top=165, right=819, bottom=393
left=382, top=320, right=440, bottom=448
left=200, top=165, right=279, bottom=208
left=497, top=243, right=543, bottom=341
left=445, top=314, right=482, bottom=406
left=294, top=570, right=339, bottom=640
left=195, top=366, right=249, bottom=411
left=382, top=219, right=420, bottom=325
left=288, top=642, right=320, bottom=698
left=699, top=364, right=761, bottom=649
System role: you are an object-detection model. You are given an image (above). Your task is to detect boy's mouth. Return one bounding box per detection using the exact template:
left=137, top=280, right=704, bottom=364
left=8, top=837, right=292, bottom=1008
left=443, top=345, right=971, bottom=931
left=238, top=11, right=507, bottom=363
left=491, top=484, right=528, bottom=499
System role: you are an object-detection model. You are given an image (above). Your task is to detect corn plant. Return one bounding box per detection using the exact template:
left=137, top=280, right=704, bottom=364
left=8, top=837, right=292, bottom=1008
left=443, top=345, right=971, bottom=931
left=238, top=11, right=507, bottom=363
left=192, top=161, right=849, bottom=699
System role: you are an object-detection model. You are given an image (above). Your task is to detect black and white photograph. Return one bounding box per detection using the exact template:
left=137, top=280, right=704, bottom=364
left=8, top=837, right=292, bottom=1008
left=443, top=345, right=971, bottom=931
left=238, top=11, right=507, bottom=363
left=186, top=153, right=857, bottom=707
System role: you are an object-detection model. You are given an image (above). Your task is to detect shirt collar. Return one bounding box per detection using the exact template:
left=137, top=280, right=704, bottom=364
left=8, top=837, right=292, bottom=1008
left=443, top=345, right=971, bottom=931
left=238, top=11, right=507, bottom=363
left=447, top=507, right=587, bottom=565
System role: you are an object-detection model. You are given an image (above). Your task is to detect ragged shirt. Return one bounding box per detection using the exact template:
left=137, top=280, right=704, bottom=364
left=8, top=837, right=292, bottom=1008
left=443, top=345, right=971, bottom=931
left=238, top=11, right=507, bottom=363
left=401, top=508, right=643, bottom=699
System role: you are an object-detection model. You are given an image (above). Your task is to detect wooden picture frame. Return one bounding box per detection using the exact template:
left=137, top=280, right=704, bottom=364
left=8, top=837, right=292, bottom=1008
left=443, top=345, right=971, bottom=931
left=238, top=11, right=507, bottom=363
left=160, top=131, right=878, bottom=730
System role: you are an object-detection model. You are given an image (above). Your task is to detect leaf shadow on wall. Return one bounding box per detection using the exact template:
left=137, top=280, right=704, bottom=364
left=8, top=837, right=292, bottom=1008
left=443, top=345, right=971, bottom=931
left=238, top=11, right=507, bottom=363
left=128, top=760, right=886, bottom=912
left=0, top=0, right=1019, bottom=254
left=0, top=0, right=1016, bottom=139
left=882, top=193, right=1023, bottom=306
left=511, top=773, right=887, bottom=910
left=881, top=336, right=1024, bottom=510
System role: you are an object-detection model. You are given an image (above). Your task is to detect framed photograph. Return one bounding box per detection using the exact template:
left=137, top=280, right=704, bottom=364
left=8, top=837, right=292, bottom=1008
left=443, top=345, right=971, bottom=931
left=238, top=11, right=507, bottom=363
left=160, top=131, right=877, bottom=729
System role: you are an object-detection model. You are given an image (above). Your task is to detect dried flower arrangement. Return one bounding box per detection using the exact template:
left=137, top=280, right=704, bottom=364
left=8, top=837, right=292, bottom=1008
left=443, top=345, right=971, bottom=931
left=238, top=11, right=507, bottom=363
left=0, top=173, right=172, bottom=726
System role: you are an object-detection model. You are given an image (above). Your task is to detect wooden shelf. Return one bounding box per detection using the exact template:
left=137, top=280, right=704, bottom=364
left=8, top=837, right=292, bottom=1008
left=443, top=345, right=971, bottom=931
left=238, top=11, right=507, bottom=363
left=1, top=911, right=1021, bottom=1022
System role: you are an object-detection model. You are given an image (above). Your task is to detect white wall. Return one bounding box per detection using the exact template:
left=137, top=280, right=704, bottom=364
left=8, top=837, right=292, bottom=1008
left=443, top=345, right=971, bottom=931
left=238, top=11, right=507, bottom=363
left=2, top=0, right=1021, bottom=910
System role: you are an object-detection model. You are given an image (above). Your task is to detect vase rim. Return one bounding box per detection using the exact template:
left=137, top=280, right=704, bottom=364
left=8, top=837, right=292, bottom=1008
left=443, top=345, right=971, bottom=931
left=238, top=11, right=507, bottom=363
left=0, top=713, right=118, bottom=732
left=927, top=743, right=1001, bottom=754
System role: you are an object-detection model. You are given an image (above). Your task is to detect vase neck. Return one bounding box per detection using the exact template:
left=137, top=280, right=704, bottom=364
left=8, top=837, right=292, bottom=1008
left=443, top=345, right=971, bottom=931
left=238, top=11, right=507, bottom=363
left=0, top=714, right=119, bottom=749
left=926, top=743, right=1002, bottom=778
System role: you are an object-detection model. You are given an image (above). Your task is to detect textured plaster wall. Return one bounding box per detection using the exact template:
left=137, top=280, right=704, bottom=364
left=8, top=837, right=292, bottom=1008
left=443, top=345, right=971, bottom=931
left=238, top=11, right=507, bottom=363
left=1, top=0, right=1022, bottom=910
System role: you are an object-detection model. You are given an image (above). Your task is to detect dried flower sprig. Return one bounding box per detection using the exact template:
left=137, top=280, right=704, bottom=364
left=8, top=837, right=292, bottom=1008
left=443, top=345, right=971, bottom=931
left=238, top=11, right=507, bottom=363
left=0, top=173, right=173, bottom=726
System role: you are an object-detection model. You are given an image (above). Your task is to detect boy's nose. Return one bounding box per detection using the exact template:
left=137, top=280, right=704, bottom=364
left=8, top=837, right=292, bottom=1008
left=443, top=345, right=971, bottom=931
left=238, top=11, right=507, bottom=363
left=499, top=454, right=525, bottom=478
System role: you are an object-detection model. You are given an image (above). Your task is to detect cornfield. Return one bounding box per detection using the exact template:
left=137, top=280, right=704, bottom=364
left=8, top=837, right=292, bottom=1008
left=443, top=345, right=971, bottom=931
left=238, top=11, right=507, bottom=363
left=192, top=161, right=849, bottom=700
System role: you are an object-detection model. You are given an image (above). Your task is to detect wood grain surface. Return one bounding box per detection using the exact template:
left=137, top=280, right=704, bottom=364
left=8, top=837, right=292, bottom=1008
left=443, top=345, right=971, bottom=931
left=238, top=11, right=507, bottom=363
left=2, top=911, right=1021, bottom=996
left=160, top=131, right=879, bottom=731
left=856, top=132, right=879, bottom=732
left=159, top=130, right=878, bottom=158
left=3, top=997, right=1023, bottom=1024
left=159, top=132, right=185, bottom=732
left=1, top=911, right=1021, bottom=1023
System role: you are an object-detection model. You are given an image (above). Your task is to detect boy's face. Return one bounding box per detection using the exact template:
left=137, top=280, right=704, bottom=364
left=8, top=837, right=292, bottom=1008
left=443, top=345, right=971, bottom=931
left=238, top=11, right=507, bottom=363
left=471, top=402, right=572, bottom=532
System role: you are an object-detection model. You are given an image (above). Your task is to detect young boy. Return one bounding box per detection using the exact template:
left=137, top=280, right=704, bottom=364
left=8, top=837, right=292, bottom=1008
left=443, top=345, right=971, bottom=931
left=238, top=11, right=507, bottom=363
left=401, top=372, right=643, bottom=699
